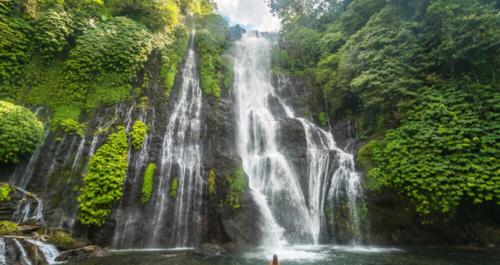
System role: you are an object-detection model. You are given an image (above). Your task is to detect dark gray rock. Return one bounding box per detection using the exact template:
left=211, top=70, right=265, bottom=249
left=194, top=243, right=226, bottom=256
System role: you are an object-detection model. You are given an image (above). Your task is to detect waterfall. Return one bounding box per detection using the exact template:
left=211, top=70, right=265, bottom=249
left=0, top=238, right=6, bottom=265
left=13, top=239, right=32, bottom=265
left=233, top=32, right=315, bottom=245
left=9, top=124, right=52, bottom=189
left=11, top=187, right=45, bottom=225
left=233, top=32, right=366, bottom=245
left=25, top=239, right=63, bottom=264
left=149, top=30, right=204, bottom=248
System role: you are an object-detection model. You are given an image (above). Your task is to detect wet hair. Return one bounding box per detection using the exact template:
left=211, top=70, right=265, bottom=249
left=272, top=254, right=278, bottom=265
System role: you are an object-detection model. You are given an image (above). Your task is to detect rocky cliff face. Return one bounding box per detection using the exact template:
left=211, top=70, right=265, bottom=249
left=0, top=47, right=262, bottom=249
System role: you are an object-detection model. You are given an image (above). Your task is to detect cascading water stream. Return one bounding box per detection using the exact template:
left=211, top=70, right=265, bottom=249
left=147, top=30, right=203, bottom=248
left=233, top=32, right=316, bottom=245
left=25, top=239, right=63, bottom=264
left=13, top=239, right=31, bottom=265
left=233, top=32, right=366, bottom=246
left=0, top=238, right=5, bottom=265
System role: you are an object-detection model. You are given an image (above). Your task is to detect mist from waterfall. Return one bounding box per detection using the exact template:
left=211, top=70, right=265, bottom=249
left=233, top=32, right=366, bottom=246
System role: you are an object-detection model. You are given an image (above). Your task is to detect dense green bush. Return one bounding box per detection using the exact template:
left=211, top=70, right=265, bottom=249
left=0, top=183, right=14, bottom=201
left=48, top=231, right=76, bottom=250
left=0, top=221, right=18, bottom=233
left=51, top=118, right=86, bottom=137
left=107, top=0, right=181, bottom=31
left=77, top=126, right=128, bottom=226
left=271, top=0, right=500, bottom=221
left=224, top=166, right=246, bottom=209
left=62, top=16, right=154, bottom=112
left=141, top=163, right=156, bottom=203
left=0, top=101, right=45, bottom=163
left=160, top=25, right=189, bottom=97
left=195, top=14, right=230, bottom=99
left=130, top=121, right=148, bottom=150
left=359, top=83, right=500, bottom=218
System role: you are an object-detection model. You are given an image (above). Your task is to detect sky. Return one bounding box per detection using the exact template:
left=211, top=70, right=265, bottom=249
left=214, top=0, right=281, bottom=32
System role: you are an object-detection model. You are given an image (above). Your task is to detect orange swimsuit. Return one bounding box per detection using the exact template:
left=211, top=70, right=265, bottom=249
left=270, top=261, right=280, bottom=265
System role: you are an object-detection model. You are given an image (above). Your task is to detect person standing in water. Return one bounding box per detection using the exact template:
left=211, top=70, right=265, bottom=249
left=271, top=254, right=280, bottom=265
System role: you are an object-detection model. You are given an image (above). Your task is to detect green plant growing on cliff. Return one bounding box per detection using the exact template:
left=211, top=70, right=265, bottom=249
left=51, top=118, right=86, bottom=137
left=359, top=84, right=500, bottom=219
left=77, top=126, right=129, bottom=226
left=141, top=163, right=156, bottom=203
left=195, top=13, right=230, bottom=99
left=224, top=166, right=246, bottom=209
left=208, top=170, right=216, bottom=196
left=0, top=183, right=14, bottom=202
left=221, top=54, right=234, bottom=89
left=318, top=112, right=328, bottom=126
left=0, top=101, right=45, bottom=163
left=161, top=25, right=189, bottom=98
left=48, top=231, right=76, bottom=250
left=130, top=121, right=148, bottom=150
left=0, top=221, right=18, bottom=233
left=171, top=178, right=178, bottom=198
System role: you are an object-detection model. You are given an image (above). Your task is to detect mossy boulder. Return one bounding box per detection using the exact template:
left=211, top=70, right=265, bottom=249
left=48, top=231, right=76, bottom=250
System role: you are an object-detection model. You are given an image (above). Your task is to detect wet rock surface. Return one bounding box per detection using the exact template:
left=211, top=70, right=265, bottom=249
left=195, top=243, right=226, bottom=256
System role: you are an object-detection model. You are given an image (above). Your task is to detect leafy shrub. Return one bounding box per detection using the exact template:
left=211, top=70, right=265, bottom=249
left=170, top=178, right=178, bottom=198
left=221, top=54, right=233, bottom=89
left=61, top=16, right=154, bottom=113
left=48, top=231, right=76, bottom=250
left=0, top=221, right=18, bottom=233
left=130, top=121, right=148, bottom=150
left=77, top=126, right=129, bottom=226
left=0, top=101, right=45, bottom=163
left=0, top=183, right=14, bottom=201
left=208, top=170, right=216, bottom=196
left=160, top=25, right=189, bottom=97
left=107, top=0, right=181, bottom=31
left=51, top=118, right=86, bottom=137
left=224, top=167, right=246, bottom=209
left=361, top=84, right=500, bottom=219
left=33, top=8, right=74, bottom=56
left=141, top=163, right=156, bottom=204
left=318, top=112, right=328, bottom=126
left=195, top=14, right=230, bottom=99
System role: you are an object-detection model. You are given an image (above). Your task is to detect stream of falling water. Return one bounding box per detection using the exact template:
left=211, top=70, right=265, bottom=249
left=148, top=30, right=203, bottom=248
left=233, top=32, right=365, bottom=246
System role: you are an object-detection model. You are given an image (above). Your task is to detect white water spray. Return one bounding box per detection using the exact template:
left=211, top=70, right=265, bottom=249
left=233, top=32, right=365, bottom=246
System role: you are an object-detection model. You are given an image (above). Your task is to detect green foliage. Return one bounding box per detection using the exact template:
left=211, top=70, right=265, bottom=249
left=141, top=163, right=156, bottom=204
left=160, top=25, right=189, bottom=98
left=221, top=54, right=234, bottom=89
left=224, top=166, right=246, bottom=209
left=0, top=183, right=14, bottom=201
left=62, top=16, right=153, bottom=112
left=48, top=231, right=76, bottom=250
left=130, top=121, right=148, bottom=150
left=361, top=83, right=500, bottom=218
left=0, top=221, right=18, bottom=233
left=0, top=101, right=45, bottom=163
left=77, top=126, right=128, bottom=226
left=195, top=13, right=230, bottom=99
left=274, top=0, right=500, bottom=221
left=51, top=118, right=86, bottom=137
left=208, top=169, right=216, bottom=196
left=107, top=0, right=181, bottom=31
left=170, top=178, right=178, bottom=198
left=318, top=112, right=328, bottom=126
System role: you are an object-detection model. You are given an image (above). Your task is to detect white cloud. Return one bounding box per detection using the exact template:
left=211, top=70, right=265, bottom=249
left=215, top=0, right=281, bottom=32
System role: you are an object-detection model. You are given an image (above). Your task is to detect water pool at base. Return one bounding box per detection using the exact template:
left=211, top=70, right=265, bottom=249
left=69, top=245, right=500, bottom=265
